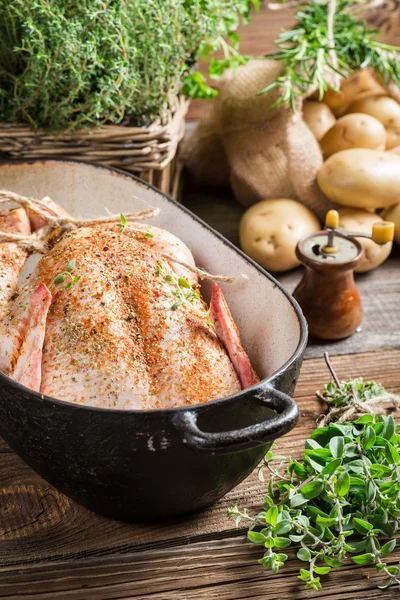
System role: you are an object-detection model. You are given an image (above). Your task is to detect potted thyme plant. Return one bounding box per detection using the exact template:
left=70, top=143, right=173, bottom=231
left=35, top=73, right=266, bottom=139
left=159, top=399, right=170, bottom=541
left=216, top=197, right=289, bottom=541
left=0, top=0, right=257, bottom=195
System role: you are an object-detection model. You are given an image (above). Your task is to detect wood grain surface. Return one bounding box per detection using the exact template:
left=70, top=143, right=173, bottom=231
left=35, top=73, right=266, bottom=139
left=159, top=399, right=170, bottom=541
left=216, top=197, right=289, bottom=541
left=0, top=351, right=399, bottom=598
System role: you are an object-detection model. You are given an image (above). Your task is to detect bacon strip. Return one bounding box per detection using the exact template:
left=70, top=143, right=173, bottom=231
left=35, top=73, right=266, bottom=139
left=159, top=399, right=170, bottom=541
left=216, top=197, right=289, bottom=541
left=210, top=283, right=259, bottom=390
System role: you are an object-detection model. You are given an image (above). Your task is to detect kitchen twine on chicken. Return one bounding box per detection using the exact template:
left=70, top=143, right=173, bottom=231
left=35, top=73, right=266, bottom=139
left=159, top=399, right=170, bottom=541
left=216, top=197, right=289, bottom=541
left=0, top=190, right=237, bottom=283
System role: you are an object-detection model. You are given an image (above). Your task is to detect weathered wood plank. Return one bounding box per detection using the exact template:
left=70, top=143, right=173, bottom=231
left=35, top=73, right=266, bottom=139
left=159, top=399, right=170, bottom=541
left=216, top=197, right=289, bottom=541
left=0, top=350, right=398, bottom=571
left=0, top=536, right=398, bottom=599
left=182, top=181, right=400, bottom=358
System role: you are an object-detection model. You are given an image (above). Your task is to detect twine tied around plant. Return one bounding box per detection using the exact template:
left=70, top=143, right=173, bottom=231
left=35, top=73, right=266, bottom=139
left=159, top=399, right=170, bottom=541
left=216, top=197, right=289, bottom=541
left=0, top=190, right=236, bottom=284
left=317, top=353, right=400, bottom=426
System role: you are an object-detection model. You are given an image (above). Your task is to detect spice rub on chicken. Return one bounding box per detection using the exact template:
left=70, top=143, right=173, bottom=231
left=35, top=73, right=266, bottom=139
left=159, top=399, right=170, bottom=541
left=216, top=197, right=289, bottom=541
left=0, top=200, right=258, bottom=409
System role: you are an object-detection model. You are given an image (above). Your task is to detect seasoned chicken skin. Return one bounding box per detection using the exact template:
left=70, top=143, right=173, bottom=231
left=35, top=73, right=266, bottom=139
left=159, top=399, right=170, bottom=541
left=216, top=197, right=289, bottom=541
left=0, top=204, right=258, bottom=409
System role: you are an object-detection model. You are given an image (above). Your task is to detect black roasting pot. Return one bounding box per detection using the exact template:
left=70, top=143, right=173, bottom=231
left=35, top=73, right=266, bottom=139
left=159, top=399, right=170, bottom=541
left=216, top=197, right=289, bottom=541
left=0, top=160, right=307, bottom=521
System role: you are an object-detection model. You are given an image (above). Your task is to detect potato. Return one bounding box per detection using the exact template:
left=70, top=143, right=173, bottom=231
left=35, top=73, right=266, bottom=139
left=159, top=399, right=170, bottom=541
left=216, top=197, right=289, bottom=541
left=321, top=70, right=386, bottom=116
left=338, top=208, right=392, bottom=272
left=317, top=149, right=400, bottom=209
left=239, top=199, right=320, bottom=272
left=320, top=113, right=386, bottom=158
left=346, top=95, right=400, bottom=149
left=302, top=101, right=336, bottom=141
left=381, top=204, right=400, bottom=244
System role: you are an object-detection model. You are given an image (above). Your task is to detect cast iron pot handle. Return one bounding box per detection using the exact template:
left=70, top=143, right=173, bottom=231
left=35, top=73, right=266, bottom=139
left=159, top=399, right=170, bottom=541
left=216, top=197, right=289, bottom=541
left=173, top=384, right=299, bottom=453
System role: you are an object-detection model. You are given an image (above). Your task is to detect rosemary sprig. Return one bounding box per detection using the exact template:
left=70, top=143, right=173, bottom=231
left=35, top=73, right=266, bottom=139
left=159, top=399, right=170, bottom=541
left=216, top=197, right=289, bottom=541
left=53, top=259, right=81, bottom=290
left=261, top=0, right=400, bottom=110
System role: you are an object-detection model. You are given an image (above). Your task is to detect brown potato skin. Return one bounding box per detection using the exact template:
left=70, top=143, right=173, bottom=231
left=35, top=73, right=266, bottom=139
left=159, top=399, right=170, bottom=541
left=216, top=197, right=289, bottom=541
left=320, top=113, right=386, bottom=158
left=239, top=198, right=320, bottom=272
left=302, top=101, right=336, bottom=141
left=338, top=208, right=392, bottom=272
left=346, top=95, right=400, bottom=150
left=321, top=70, right=386, bottom=116
left=317, top=149, right=400, bottom=209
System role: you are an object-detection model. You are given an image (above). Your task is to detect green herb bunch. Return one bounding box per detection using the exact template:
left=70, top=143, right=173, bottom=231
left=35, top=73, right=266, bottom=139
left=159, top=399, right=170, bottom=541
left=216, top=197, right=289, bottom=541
left=0, top=0, right=256, bottom=131
left=229, top=383, right=400, bottom=590
left=261, top=0, right=400, bottom=110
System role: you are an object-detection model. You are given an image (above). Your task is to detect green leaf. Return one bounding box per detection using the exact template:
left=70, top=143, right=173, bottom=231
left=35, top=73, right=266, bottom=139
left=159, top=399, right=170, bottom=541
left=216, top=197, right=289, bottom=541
left=171, top=302, right=183, bottom=311
left=334, top=471, right=350, bottom=497
left=362, top=425, right=376, bottom=451
left=290, top=494, right=308, bottom=508
left=305, top=439, right=321, bottom=450
left=299, top=569, right=311, bottom=581
left=297, top=547, right=311, bottom=562
left=381, top=415, right=395, bottom=441
left=314, top=566, right=331, bottom=575
left=178, top=277, right=191, bottom=289
left=276, top=553, right=288, bottom=562
left=351, top=553, right=374, bottom=565
left=329, top=436, right=344, bottom=458
left=301, top=480, right=324, bottom=500
left=305, top=456, right=325, bottom=473
left=385, top=441, right=399, bottom=464
left=323, top=556, right=343, bottom=568
left=273, top=520, right=291, bottom=535
left=265, top=507, right=279, bottom=526
left=164, top=275, right=173, bottom=282
left=321, top=458, right=342, bottom=476
left=274, top=536, right=291, bottom=549
left=353, top=518, right=373, bottom=534
left=356, top=415, right=374, bottom=424
left=54, top=273, right=66, bottom=284
left=247, top=531, right=266, bottom=544
left=64, top=275, right=81, bottom=290
left=316, top=515, right=337, bottom=527
left=66, top=259, right=76, bottom=271
left=380, top=539, right=396, bottom=556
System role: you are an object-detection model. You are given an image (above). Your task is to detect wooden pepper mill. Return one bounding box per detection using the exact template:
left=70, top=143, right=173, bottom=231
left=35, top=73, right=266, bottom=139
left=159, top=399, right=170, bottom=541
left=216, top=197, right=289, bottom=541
left=293, top=210, right=394, bottom=341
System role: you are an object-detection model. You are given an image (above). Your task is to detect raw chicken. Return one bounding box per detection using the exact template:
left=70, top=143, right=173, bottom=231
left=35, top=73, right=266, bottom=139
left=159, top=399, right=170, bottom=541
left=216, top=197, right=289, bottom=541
left=0, top=203, right=259, bottom=409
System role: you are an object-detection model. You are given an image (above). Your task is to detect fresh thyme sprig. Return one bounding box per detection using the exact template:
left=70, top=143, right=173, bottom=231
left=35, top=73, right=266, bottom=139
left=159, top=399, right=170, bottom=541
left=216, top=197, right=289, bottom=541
left=118, top=214, right=127, bottom=233
left=260, top=0, right=400, bottom=110
left=155, top=262, right=212, bottom=327
left=53, top=259, right=81, bottom=290
left=229, top=360, right=400, bottom=590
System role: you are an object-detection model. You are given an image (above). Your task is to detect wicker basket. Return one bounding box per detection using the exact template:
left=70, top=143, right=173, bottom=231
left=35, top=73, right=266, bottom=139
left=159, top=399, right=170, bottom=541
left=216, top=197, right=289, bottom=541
left=0, top=96, right=189, bottom=200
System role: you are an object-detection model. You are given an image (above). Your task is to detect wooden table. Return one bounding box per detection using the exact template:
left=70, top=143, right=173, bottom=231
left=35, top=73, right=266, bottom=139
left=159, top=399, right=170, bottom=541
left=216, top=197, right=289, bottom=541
left=0, top=177, right=399, bottom=599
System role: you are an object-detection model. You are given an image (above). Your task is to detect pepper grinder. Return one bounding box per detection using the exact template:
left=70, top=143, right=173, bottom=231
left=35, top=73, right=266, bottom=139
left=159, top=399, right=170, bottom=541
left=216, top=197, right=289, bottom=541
left=293, top=210, right=394, bottom=341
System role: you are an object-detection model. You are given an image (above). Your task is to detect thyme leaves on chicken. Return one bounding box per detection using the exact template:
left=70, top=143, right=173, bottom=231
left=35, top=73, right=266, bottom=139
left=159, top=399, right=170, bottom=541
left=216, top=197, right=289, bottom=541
left=118, top=214, right=127, bottom=233
left=53, top=259, right=81, bottom=290
left=155, top=263, right=212, bottom=326
left=144, top=226, right=154, bottom=239
left=229, top=364, right=400, bottom=591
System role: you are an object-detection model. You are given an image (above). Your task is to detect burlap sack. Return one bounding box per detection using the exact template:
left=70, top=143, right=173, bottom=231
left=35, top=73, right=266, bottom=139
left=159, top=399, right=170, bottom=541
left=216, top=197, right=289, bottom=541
left=184, top=59, right=333, bottom=219
left=184, top=57, right=400, bottom=220
left=181, top=108, right=230, bottom=188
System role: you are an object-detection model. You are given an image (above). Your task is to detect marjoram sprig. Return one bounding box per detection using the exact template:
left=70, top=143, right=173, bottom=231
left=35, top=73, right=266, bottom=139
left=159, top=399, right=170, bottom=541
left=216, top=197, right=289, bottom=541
left=229, top=358, right=400, bottom=591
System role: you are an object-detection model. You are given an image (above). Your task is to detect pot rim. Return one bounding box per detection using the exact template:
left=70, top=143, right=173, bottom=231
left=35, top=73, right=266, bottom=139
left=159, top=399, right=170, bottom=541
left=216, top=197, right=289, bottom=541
left=0, top=158, right=308, bottom=416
